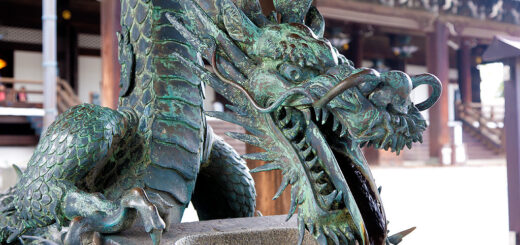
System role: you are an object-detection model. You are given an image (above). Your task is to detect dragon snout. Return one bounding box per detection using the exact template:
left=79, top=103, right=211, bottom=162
left=314, top=68, right=442, bottom=113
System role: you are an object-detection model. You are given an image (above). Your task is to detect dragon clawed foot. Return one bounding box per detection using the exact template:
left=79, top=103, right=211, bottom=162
left=121, top=188, right=165, bottom=245
left=64, top=188, right=165, bottom=245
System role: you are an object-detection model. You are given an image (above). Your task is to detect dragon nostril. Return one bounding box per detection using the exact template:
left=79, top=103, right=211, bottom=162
left=387, top=104, right=408, bottom=115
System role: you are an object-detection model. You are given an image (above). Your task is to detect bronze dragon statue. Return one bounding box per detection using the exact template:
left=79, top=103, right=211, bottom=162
left=0, top=0, right=441, bottom=244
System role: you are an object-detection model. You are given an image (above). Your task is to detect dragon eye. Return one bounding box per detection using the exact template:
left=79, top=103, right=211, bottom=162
left=279, top=63, right=303, bottom=83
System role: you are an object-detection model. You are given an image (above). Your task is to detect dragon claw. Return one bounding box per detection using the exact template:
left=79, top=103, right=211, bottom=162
left=150, top=228, right=163, bottom=245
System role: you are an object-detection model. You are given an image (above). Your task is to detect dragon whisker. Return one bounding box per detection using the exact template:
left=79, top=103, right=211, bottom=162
left=411, top=73, right=442, bottom=111
left=313, top=68, right=379, bottom=108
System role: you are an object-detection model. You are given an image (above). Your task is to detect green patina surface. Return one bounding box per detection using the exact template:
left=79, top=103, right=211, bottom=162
left=0, top=0, right=440, bottom=245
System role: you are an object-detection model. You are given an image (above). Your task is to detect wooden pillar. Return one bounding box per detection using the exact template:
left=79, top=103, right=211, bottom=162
left=42, top=0, right=58, bottom=128
left=59, top=24, right=78, bottom=91
left=458, top=38, right=472, bottom=104
left=426, top=21, right=450, bottom=160
left=246, top=143, right=291, bottom=215
left=505, top=57, right=520, bottom=238
left=346, top=24, right=364, bottom=67
left=471, top=46, right=485, bottom=103
left=100, top=0, right=121, bottom=109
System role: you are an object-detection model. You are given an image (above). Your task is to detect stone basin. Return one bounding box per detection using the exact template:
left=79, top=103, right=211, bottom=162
left=105, top=215, right=318, bottom=245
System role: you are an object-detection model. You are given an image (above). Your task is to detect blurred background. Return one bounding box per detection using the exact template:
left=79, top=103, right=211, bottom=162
left=0, top=0, right=519, bottom=244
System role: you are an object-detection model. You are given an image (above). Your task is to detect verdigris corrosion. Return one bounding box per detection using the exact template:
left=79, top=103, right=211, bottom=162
left=0, top=0, right=441, bottom=244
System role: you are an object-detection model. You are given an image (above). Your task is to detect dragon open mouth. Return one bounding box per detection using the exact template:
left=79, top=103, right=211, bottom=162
left=274, top=105, right=386, bottom=244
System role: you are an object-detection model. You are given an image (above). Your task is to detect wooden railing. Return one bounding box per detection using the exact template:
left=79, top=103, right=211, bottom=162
left=0, top=77, right=81, bottom=113
left=56, top=79, right=81, bottom=113
left=456, top=101, right=504, bottom=153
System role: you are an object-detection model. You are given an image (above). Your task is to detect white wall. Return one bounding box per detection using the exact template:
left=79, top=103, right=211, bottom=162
left=78, top=56, right=102, bottom=104
left=13, top=51, right=44, bottom=103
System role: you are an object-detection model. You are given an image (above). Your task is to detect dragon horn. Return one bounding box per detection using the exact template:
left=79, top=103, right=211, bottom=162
left=273, top=0, right=312, bottom=23
left=235, top=0, right=270, bottom=26
left=221, top=0, right=260, bottom=45
left=411, top=73, right=442, bottom=111
left=313, top=68, right=379, bottom=108
left=305, top=6, right=325, bottom=38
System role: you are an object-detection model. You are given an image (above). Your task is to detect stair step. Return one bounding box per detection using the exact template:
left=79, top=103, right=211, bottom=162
left=462, top=130, right=500, bottom=159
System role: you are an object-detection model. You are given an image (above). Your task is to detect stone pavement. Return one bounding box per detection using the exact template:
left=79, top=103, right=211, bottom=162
left=178, top=165, right=509, bottom=245
left=0, top=147, right=510, bottom=244
left=372, top=165, right=508, bottom=245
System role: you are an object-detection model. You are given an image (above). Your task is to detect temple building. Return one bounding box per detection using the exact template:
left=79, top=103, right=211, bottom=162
left=0, top=0, right=519, bottom=243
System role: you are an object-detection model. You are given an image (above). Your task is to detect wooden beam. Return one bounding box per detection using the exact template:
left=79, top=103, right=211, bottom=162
left=0, top=135, right=39, bottom=146
left=100, top=0, right=121, bottom=109
left=0, top=78, right=43, bottom=84
left=0, top=1, right=100, bottom=35
left=426, top=21, right=450, bottom=160
left=317, top=0, right=520, bottom=40
left=317, top=0, right=435, bottom=32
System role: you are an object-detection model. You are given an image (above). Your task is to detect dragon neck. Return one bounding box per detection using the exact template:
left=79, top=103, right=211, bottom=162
left=117, top=0, right=206, bottom=134
left=115, top=0, right=206, bottom=203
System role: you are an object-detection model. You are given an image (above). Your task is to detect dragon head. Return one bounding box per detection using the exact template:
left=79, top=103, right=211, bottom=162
left=166, top=0, right=441, bottom=244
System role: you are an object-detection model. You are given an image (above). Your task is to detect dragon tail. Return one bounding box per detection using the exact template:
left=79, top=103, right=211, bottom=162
left=191, top=130, right=256, bottom=220
left=0, top=187, right=18, bottom=242
left=0, top=165, right=23, bottom=242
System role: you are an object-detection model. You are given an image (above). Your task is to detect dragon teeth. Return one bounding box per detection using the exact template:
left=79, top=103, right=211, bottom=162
left=332, top=118, right=340, bottom=131
left=339, top=126, right=347, bottom=138
left=284, top=120, right=301, bottom=139
left=323, top=190, right=338, bottom=208
left=321, top=109, right=329, bottom=125
left=305, top=156, right=318, bottom=167
left=314, top=108, right=321, bottom=121
left=314, top=170, right=326, bottom=180
left=334, top=190, right=343, bottom=203
left=302, top=146, right=312, bottom=157
left=296, top=138, right=306, bottom=149
left=316, top=182, right=329, bottom=193
left=280, top=115, right=291, bottom=127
